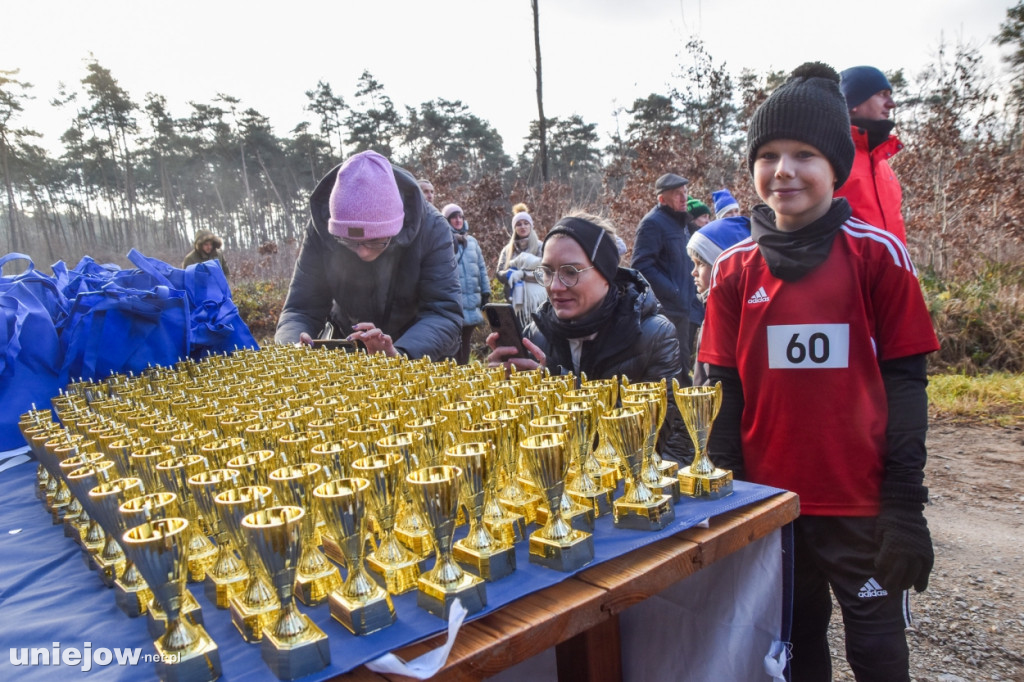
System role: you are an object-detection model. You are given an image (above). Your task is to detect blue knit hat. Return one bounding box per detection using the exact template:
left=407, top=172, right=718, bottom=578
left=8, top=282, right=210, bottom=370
left=840, top=66, right=893, bottom=110
left=687, top=216, right=752, bottom=266
left=712, top=189, right=739, bottom=218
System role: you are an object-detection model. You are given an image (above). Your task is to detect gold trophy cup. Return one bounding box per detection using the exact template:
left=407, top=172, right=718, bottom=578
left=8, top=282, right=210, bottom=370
left=407, top=465, right=487, bottom=618
left=520, top=433, right=594, bottom=572
left=672, top=380, right=733, bottom=498
left=214, top=485, right=281, bottom=643
left=601, top=407, right=676, bottom=530
left=121, top=517, right=222, bottom=682
left=242, top=506, right=331, bottom=679
left=447, top=442, right=516, bottom=582
left=350, top=452, right=422, bottom=595
left=314, top=478, right=397, bottom=635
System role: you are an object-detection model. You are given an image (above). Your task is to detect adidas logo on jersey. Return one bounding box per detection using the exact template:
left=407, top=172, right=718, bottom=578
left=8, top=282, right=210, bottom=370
left=858, top=578, right=888, bottom=599
left=747, top=286, right=770, bottom=304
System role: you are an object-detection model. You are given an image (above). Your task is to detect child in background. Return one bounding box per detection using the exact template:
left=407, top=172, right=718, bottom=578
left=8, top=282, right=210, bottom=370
left=685, top=216, right=751, bottom=385
left=711, top=188, right=741, bottom=219
left=699, top=63, right=939, bottom=681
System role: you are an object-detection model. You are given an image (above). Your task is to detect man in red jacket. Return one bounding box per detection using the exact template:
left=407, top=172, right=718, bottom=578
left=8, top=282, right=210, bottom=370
left=836, top=66, right=907, bottom=245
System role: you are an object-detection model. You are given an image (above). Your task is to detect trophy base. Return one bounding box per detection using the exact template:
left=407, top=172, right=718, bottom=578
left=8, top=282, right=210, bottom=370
left=260, top=618, right=331, bottom=680
left=499, top=492, right=542, bottom=525
left=154, top=624, right=221, bottom=682
left=417, top=572, right=487, bottom=619
left=204, top=569, right=249, bottom=609
left=536, top=503, right=594, bottom=533
left=644, top=474, right=681, bottom=503
left=454, top=540, right=517, bottom=582
left=678, top=467, right=733, bottom=499
left=613, top=495, right=676, bottom=531
left=95, top=553, right=126, bottom=587
left=658, top=458, right=679, bottom=478
left=329, top=589, right=396, bottom=636
left=566, top=486, right=614, bottom=519
left=294, top=566, right=343, bottom=606
left=62, top=514, right=84, bottom=541
left=596, top=465, right=620, bottom=490
left=114, top=579, right=152, bottom=617
left=230, top=595, right=280, bottom=643
left=529, top=529, right=594, bottom=572
left=147, top=591, right=204, bottom=639
left=483, top=512, right=527, bottom=546
left=395, top=526, right=434, bottom=558
left=186, top=546, right=218, bottom=584
left=366, top=554, right=421, bottom=595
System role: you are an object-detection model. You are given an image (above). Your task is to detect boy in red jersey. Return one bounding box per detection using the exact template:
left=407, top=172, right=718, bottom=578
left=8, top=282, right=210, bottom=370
left=699, top=62, right=940, bottom=682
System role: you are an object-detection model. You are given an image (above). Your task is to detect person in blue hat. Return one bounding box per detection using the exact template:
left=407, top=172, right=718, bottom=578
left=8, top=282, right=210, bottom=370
left=711, top=188, right=741, bottom=220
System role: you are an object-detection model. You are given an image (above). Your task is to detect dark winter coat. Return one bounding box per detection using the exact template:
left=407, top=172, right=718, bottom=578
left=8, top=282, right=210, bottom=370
left=274, top=163, right=462, bottom=359
left=183, top=230, right=229, bottom=277
left=525, top=268, right=690, bottom=461
left=631, top=204, right=703, bottom=325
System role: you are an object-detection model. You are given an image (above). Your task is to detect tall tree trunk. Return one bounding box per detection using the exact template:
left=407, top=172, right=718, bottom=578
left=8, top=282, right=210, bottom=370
left=532, top=0, right=549, bottom=182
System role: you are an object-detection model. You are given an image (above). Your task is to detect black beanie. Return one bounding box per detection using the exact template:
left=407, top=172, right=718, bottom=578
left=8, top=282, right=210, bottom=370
left=747, top=62, right=855, bottom=189
left=544, top=216, right=620, bottom=286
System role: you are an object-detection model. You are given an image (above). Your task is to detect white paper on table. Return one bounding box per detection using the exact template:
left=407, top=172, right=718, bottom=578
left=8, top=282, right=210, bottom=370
left=365, top=598, right=469, bottom=679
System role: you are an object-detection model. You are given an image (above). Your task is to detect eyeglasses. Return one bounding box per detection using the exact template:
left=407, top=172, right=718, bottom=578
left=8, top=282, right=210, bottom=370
left=533, top=264, right=596, bottom=288
left=334, top=236, right=391, bottom=252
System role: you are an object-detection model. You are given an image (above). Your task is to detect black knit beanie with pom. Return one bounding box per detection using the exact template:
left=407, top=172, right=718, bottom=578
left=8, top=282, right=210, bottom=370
left=746, top=62, right=855, bottom=188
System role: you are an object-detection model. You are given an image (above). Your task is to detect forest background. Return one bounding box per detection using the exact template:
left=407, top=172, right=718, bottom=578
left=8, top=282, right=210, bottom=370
left=2, top=5, right=1023, bottom=379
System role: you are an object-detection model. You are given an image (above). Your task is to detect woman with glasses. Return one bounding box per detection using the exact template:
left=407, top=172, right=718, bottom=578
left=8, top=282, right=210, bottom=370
left=274, top=150, right=462, bottom=359
left=485, top=211, right=689, bottom=459
left=442, top=203, right=492, bottom=364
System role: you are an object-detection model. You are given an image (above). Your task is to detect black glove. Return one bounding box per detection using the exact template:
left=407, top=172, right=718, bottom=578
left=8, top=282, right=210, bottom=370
left=481, top=292, right=491, bottom=306
left=874, top=480, right=934, bottom=592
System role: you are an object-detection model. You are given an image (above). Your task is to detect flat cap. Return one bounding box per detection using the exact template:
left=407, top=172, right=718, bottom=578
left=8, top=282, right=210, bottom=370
left=655, top=173, right=689, bottom=194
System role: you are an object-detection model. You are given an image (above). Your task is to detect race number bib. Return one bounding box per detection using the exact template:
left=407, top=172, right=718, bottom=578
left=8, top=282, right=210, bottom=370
left=767, top=324, right=849, bottom=369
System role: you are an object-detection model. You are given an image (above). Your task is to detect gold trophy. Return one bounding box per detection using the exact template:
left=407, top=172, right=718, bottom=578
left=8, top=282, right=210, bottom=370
left=120, top=491, right=206, bottom=635
left=268, top=462, right=343, bottom=606
left=529, top=414, right=594, bottom=532
left=155, top=454, right=218, bottom=582
left=376, top=432, right=433, bottom=558
left=556, top=400, right=614, bottom=518
left=121, top=517, right=222, bottom=682
left=350, top=452, right=421, bottom=594
left=672, top=380, right=733, bottom=499
left=621, top=389, right=681, bottom=502
left=520, top=433, right=594, bottom=572
left=406, top=465, right=487, bottom=618
left=90, top=475, right=150, bottom=616
left=486, top=408, right=542, bottom=527
left=601, top=407, right=675, bottom=530
left=65, top=461, right=120, bottom=583
left=314, top=478, right=396, bottom=635
left=447, top=442, right=516, bottom=581
left=215, top=485, right=281, bottom=643
left=188, top=469, right=248, bottom=608
left=242, top=506, right=331, bottom=679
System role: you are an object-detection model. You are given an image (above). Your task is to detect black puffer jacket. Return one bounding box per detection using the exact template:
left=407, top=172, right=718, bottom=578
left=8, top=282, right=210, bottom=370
left=525, top=268, right=690, bottom=461
left=274, top=163, right=462, bottom=359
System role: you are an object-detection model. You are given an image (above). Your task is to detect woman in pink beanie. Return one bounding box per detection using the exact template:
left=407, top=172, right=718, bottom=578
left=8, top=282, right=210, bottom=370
left=275, top=150, right=462, bottom=359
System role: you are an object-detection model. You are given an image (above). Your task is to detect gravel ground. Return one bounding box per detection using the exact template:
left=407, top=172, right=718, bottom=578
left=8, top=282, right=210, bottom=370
left=827, top=422, right=1024, bottom=681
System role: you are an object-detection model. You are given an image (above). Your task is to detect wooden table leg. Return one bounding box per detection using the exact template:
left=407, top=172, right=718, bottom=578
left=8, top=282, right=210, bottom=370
left=555, top=612, right=622, bottom=682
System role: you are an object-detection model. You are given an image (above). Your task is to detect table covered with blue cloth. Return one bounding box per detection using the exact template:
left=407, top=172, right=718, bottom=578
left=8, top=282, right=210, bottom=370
left=0, top=449, right=795, bottom=681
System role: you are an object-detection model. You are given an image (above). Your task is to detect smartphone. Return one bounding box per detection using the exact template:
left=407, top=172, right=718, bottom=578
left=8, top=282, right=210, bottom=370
left=484, top=303, right=528, bottom=358
left=310, top=338, right=361, bottom=352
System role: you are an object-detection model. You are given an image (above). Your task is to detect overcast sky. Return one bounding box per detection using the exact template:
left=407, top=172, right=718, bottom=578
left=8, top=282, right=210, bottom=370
left=2, top=0, right=1016, bottom=156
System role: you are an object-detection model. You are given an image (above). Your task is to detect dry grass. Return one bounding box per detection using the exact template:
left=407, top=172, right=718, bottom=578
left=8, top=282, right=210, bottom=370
left=928, top=372, right=1024, bottom=427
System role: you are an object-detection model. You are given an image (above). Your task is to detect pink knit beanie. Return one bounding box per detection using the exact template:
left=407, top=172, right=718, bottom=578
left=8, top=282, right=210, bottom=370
left=328, top=150, right=405, bottom=240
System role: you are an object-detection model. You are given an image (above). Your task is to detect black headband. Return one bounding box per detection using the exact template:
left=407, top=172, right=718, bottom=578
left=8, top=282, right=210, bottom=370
left=544, top=217, right=619, bottom=285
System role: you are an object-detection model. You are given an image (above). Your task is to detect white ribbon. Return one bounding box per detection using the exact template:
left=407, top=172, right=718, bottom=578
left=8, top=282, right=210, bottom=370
left=763, top=639, right=789, bottom=681
left=365, top=598, right=469, bottom=679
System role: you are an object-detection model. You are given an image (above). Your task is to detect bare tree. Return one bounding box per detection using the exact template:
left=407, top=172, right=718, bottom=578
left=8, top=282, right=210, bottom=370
left=532, top=0, right=548, bottom=182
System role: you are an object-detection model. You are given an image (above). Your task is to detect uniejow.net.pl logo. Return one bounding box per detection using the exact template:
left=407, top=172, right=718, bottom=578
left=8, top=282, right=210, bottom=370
left=9, top=641, right=179, bottom=672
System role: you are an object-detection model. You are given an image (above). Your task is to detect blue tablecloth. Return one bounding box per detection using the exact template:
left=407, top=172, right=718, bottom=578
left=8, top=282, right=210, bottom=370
left=0, top=452, right=785, bottom=680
